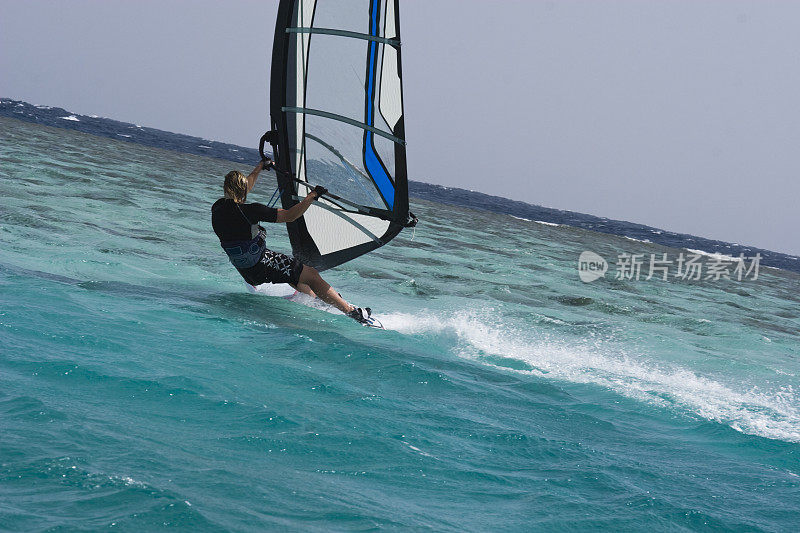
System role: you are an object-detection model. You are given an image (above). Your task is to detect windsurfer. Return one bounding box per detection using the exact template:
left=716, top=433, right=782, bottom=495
left=211, top=160, right=373, bottom=324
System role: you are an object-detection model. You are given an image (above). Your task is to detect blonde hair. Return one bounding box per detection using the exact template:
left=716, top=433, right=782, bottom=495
left=223, top=170, right=248, bottom=202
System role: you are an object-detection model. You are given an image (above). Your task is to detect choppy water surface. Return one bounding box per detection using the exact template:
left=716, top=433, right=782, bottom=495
left=1, top=117, right=799, bottom=531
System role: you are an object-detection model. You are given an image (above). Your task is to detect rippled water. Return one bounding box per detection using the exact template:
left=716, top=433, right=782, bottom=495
left=2, top=117, right=799, bottom=531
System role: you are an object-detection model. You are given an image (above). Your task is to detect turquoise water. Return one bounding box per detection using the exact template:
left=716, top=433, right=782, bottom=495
left=2, top=116, right=799, bottom=531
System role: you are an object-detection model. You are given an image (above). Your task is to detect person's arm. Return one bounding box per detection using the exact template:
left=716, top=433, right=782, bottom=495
left=275, top=191, right=318, bottom=223
left=275, top=187, right=325, bottom=223
left=245, top=160, right=267, bottom=193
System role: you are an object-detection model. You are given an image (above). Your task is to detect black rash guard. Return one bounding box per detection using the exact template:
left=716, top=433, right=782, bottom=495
left=211, top=198, right=303, bottom=286
left=211, top=198, right=277, bottom=240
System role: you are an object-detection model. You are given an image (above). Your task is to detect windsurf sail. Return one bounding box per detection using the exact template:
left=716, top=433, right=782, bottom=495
left=263, top=0, right=416, bottom=271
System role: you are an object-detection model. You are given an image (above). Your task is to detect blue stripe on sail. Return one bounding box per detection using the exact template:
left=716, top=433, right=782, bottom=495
left=364, top=0, right=395, bottom=209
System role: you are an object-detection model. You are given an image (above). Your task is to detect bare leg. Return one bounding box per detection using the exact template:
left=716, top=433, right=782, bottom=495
left=297, top=265, right=354, bottom=314
left=291, top=282, right=316, bottom=297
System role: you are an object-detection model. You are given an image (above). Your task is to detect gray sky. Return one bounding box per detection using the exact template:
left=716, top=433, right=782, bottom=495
left=2, top=0, right=799, bottom=255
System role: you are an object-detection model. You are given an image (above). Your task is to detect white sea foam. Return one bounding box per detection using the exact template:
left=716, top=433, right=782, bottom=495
left=535, top=220, right=560, bottom=227
left=116, top=134, right=131, bottom=138
left=686, top=248, right=744, bottom=262
left=401, top=440, right=436, bottom=458
left=247, top=282, right=340, bottom=313
left=624, top=236, right=651, bottom=243
left=510, top=215, right=531, bottom=222
left=59, top=115, right=80, bottom=121
left=247, top=282, right=296, bottom=299
left=199, top=145, right=212, bottom=149
left=381, top=310, right=800, bottom=443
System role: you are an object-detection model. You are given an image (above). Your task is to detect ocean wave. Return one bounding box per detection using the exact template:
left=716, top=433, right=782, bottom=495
left=509, top=215, right=559, bottom=226
left=686, top=248, right=744, bottom=262
left=623, top=236, right=652, bottom=243
left=381, top=310, right=800, bottom=443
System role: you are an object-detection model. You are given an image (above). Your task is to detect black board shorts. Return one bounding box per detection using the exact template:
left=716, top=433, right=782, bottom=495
left=238, top=249, right=304, bottom=286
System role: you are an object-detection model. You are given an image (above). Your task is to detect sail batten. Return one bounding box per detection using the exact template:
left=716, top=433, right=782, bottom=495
left=286, top=26, right=400, bottom=46
left=269, top=0, right=412, bottom=271
left=281, top=106, right=405, bottom=144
